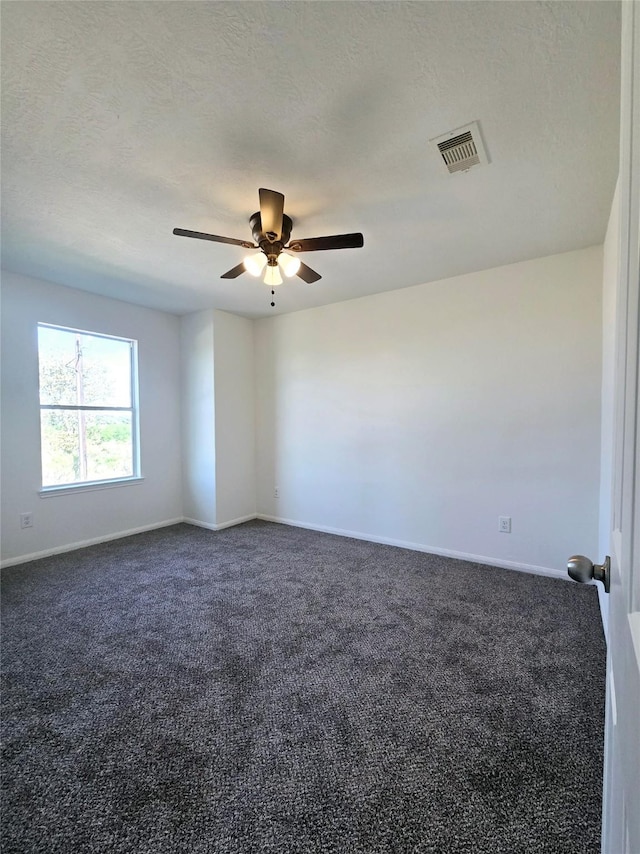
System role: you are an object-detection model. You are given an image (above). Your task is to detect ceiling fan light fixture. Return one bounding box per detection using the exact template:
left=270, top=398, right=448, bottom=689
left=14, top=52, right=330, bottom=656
left=278, top=253, right=301, bottom=277
left=174, top=187, right=363, bottom=289
left=264, top=265, right=283, bottom=286
left=243, top=252, right=267, bottom=276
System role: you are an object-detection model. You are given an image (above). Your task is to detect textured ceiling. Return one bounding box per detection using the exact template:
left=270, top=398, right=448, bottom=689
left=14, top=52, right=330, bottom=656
left=1, top=1, right=621, bottom=318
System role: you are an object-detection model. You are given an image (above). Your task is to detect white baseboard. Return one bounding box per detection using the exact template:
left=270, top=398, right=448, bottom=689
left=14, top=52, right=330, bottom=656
left=0, top=511, right=572, bottom=587
left=182, top=517, right=218, bottom=532
left=257, top=514, right=570, bottom=581
left=183, top=514, right=258, bottom=532
left=0, top=518, right=184, bottom=569
left=0, top=514, right=261, bottom=569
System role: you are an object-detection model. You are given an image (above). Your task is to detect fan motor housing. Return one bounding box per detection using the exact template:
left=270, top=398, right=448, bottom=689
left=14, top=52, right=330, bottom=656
left=250, top=212, right=292, bottom=250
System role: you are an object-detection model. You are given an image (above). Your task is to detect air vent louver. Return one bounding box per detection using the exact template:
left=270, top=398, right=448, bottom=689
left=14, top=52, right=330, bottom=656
left=431, top=121, right=489, bottom=174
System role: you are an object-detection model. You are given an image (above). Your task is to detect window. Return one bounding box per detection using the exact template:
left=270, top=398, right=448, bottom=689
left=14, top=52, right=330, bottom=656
left=38, top=324, right=140, bottom=490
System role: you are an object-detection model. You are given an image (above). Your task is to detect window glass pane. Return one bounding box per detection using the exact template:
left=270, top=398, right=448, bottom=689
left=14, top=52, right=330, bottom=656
left=85, top=412, right=133, bottom=481
left=81, top=337, right=132, bottom=407
left=41, top=410, right=133, bottom=486
left=38, top=326, right=131, bottom=408
left=41, top=409, right=80, bottom=486
left=38, top=327, right=78, bottom=406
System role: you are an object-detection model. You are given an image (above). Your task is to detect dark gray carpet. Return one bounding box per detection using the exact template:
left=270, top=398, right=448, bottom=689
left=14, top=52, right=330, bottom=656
left=1, top=520, right=605, bottom=853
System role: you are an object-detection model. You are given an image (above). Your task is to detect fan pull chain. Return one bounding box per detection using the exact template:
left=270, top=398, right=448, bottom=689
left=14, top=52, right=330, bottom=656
left=270, top=289, right=275, bottom=308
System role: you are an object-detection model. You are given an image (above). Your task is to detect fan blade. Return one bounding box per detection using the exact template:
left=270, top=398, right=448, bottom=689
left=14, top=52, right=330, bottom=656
left=259, top=188, right=284, bottom=242
left=173, top=228, right=254, bottom=248
left=220, top=262, right=247, bottom=279
left=296, top=261, right=322, bottom=284
left=287, top=233, right=364, bottom=252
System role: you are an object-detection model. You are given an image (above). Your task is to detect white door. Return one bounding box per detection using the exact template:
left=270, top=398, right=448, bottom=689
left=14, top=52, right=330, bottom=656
left=600, top=3, right=640, bottom=852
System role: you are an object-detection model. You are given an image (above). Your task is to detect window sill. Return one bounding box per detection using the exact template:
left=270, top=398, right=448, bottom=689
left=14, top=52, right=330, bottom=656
left=39, top=477, right=145, bottom=498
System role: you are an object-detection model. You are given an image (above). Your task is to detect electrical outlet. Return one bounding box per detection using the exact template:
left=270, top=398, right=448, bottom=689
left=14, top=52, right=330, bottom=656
left=274, top=487, right=279, bottom=499
left=20, top=512, right=33, bottom=529
left=498, top=516, right=511, bottom=534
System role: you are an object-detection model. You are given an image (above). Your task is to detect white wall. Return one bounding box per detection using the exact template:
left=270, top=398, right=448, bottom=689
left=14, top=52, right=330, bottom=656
left=213, top=310, right=256, bottom=526
left=2, top=246, right=604, bottom=575
left=180, top=309, right=256, bottom=529
left=1, top=272, right=183, bottom=564
left=255, top=247, right=603, bottom=573
left=181, top=310, right=217, bottom=526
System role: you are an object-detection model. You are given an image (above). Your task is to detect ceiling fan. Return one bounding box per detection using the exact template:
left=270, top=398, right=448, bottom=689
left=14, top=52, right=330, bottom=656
left=173, top=188, right=364, bottom=287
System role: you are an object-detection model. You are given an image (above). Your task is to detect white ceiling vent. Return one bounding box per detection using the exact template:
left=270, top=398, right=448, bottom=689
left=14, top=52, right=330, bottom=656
left=431, top=121, right=489, bottom=174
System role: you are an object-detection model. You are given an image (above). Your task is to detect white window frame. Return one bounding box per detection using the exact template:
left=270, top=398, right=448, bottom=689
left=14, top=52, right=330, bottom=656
left=37, top=323, right=142, bottom=496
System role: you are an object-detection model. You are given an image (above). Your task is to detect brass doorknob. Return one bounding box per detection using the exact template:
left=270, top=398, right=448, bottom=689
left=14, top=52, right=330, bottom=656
left=567, top=555, right=610, bottom=593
